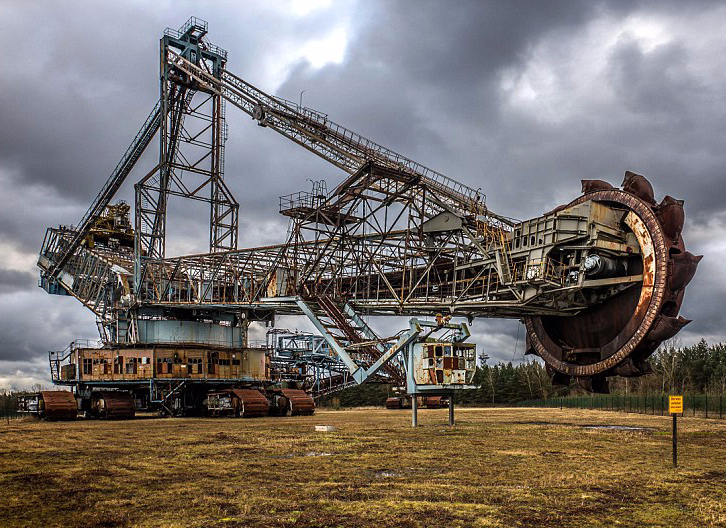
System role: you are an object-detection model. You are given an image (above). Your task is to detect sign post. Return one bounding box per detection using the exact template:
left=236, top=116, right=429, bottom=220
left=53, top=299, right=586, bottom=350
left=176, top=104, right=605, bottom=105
left=669, top=395, right=683, bottom=468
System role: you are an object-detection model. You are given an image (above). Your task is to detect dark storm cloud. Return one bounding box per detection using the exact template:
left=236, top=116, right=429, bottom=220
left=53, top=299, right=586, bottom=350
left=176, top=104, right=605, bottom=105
left=353, top=0, right=596, bottom=103
left=0, top=270, right=36, bottom=295
left=275, top=1, right=726, bottom=224
left=275, top=1, right=598, bottom=171
left=0, top=290, right=97, bottom=362
left=0, top=3, right=158, bottom=204
left=1, top=1, right=726, bottom=387
left=0, top=1, right=352, bottom=224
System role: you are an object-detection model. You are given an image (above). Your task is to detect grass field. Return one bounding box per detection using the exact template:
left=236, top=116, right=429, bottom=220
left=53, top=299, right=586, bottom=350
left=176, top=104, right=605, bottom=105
left=1, top=407, right=726, bottom=527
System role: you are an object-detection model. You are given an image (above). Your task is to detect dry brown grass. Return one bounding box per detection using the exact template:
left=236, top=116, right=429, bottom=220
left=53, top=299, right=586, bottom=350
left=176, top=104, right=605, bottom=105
left=1, top=407, right=725, bottom=527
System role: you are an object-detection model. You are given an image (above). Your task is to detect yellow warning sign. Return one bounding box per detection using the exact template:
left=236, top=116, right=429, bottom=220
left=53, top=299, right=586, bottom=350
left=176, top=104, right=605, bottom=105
left=669, top=395, right=683, bottom=414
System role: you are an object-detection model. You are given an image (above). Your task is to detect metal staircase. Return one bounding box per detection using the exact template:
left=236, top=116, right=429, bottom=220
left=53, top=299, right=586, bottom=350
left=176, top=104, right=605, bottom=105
left=311, top=373, right=357, bottom=397
left=495, top=228, right=513, bottom=285
left=152, top=380, right=189, bottom=416
left=296, top=296, right=405, bottom=384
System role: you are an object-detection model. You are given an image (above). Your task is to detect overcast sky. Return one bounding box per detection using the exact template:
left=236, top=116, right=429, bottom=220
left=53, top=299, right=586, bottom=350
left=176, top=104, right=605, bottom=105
left=0, top=0, right=724, bottom=389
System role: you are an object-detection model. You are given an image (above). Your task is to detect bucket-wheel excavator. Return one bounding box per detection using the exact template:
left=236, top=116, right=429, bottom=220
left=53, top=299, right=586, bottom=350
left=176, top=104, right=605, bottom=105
left=32, top=18, right=700, bottom=419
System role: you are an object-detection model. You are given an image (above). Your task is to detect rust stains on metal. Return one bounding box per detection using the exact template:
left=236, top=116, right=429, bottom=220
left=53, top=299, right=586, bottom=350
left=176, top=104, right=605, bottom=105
left=90, top=391, right=135, bottom=419
left=422, top=396, right=447, bottom=409
left=669, top=252, right=702, bottom=292
left=581, top=179, right=614, bottom=193
left=230, top=389, right=269, bottom=417
left=413, top=341, right=475, bottom=386
left=39, top=391, right=77, bottom=421
left=270, top=388, right=315, bottom=416
left=525, top=183, right=670, bottom=386
left=622, top=170, right=656, bottom=205
left=656, top=195, right=685, bottom=240
left=386, top=397, right=405, bottom=409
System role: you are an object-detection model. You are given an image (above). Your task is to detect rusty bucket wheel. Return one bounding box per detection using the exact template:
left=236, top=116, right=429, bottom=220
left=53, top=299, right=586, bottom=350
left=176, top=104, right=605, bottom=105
left=525, top=172, right=700, bottom=393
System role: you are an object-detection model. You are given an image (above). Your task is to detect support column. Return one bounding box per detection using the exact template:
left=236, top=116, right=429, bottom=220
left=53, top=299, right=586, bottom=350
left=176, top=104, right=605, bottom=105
left=448, top=395, right=455, bottom=426
left=412, top=396, right=418, bottom=427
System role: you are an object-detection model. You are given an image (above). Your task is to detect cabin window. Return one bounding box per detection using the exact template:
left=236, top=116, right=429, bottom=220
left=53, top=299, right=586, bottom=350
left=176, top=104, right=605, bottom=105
left=83, top=358, right=92, bottom=375
left=435, top=345, right=443, bottom=357
left=155, top=357, right=171, bottom=374
left=188, top=358, right=202, bottom=374
left=444, top=345, right=452, bottom=356
left=125, top=357, right=137, bottom=375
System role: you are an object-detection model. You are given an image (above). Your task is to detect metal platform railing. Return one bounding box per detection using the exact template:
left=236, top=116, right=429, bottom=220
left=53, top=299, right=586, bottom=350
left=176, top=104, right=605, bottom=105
left=272, top=96, right=485, bottom=207
left=279, top=190, right=331, bottom=212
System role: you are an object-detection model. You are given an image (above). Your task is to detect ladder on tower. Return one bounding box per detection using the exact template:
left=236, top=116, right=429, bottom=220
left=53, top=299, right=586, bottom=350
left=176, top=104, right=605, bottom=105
left=494, top=226, right=514, bottom=284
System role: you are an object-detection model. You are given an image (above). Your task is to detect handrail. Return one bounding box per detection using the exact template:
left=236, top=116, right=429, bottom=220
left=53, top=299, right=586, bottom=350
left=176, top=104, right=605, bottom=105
left=48, top=100, right=162, bottom=278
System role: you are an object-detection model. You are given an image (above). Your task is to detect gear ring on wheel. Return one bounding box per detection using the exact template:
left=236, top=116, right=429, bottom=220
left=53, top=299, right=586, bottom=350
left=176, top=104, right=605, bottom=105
left=524, top=183, right=685, bottom=389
